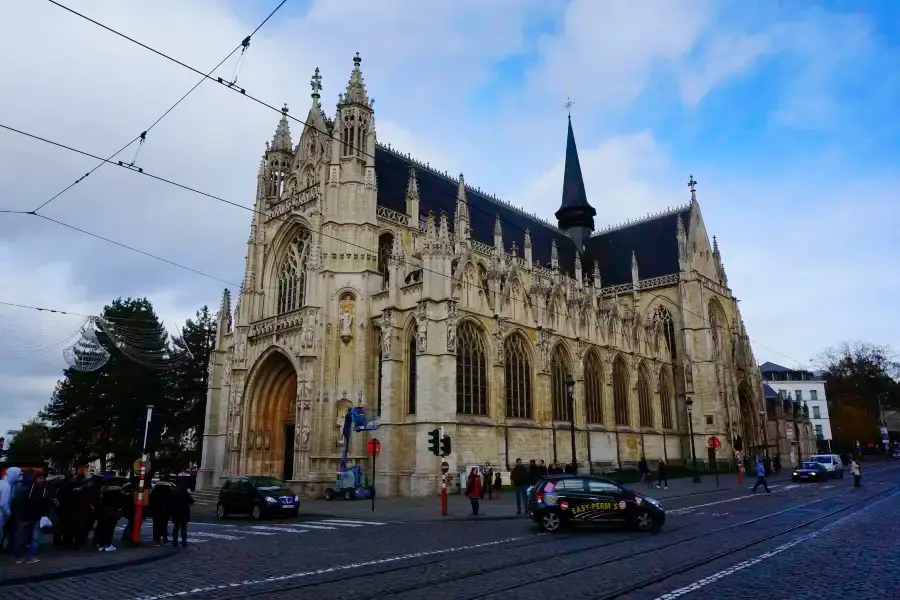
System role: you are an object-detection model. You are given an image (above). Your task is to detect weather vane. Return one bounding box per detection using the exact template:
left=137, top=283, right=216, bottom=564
left=565, top=89, right=574, bottom=117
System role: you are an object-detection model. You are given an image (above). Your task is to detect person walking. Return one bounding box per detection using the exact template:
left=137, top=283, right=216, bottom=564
left=510, top=459, right=529, bottom=515
left=0, top=467, right=21, bottom=552
left=149, top=478, right=175, bottom=546
left=12, top=471, right=50, bottom=564
left=465, top=468, right=482, bottom=516
left=656, top=459, right=668, bottom=490
left=850, top=456, right=861, bottom=488
left=638, top=457, right=650, bottom=486
left=169, top=485, right=194, bottom=549
left=751, top=457, right=771, bottom=494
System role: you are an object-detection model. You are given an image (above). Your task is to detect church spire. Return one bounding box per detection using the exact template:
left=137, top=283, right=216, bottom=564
left=341, top=52, right=371, bottom=107
left=270, top=104, right=292, bottom=152
left=554, top=107, right=596, bottom=253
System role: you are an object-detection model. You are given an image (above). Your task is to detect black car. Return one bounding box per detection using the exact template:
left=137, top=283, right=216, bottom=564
left=792, top=461, right=829, bottom=482
left=217, top=476, right=299, bottom=519
left=527, top=475, right=666, bottom=533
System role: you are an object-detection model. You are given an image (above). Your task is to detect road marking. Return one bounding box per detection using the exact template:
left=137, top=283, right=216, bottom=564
left=318, top=519, right=387, bottom=526
left=186, top=531, right=243, bottom=541
left=242, top=530, right=277, bottom=536
left=286, top=523, right=337, bottom=530
left=131, top=534, right=532, bottom=600
left=652, top=490, right=900, bottom=599
left=250, top=525, right=310, bottom=533
left=666, top=484, right=807, bottom=516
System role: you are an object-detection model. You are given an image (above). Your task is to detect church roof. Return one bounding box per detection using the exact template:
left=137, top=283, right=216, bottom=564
left=374, top=144, right=692, bottom=287
left=760, top=361, right=792, bottom=373
left=763, top=384, right=779, bottom=399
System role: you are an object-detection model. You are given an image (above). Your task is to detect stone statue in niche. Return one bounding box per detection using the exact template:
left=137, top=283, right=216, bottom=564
left=296, top=425, right=311, bottom=451
left=339, top=293, right=355, bottom=343
left=232, top=430, right=240, bottom=451
left=335, top=402, right=351, bottom=446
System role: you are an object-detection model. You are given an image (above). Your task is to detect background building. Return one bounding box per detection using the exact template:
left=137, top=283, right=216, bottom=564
left=761, top=362, right=831, bottom=452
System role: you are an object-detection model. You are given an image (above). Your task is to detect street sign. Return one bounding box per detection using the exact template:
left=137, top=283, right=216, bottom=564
left=366, top=438, right=382, bottom=457
left=707, top=436, right=721, bottom=450
left=133, top=458, right=151, bottom=473
left=441, top=461, right=450, bottom=474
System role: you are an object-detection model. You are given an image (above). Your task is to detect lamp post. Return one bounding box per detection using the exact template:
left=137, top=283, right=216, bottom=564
left=686, top=397, right=701, bottom=483
left=566, top=375, right=577, bottom=474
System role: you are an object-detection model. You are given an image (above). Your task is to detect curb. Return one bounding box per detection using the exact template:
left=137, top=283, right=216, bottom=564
left=0, top=547, right=177, bottom=587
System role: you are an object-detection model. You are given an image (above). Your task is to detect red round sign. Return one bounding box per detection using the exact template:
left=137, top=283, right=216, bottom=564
left=366, top=438, right=382, bottom=456
left=707, top=436, right=721, bottom=450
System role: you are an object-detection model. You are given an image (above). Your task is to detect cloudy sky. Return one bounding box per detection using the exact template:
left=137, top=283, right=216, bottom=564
left=1, top=0, right=898, bottom=435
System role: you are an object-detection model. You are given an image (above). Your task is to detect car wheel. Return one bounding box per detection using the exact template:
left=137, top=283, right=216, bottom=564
left=251, top=505, right=263, bottom=520
left=635, top=509, right=659, bottom=532
left=324, top=488, right=335, bottom=501
left=216, top=504, right=228, bottom=520
left=539, top=510, right=563, bottom=533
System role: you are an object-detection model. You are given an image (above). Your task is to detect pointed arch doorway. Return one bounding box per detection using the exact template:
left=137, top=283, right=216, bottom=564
left=245, top=350, right=297, bottom=481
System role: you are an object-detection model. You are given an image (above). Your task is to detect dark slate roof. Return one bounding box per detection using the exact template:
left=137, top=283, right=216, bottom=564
left=760, top=361, right=791, bottom=372
left=374, top=144, right=691, bottom=286
left=763, top=384, right=778, bottom=399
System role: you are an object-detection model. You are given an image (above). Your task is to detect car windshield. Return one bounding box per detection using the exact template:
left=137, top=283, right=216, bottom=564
left=812, top=456, right=830, bottom=464
left=801, top=462, right=820, bottom=470
left=249, top=476, right=289, bottom=491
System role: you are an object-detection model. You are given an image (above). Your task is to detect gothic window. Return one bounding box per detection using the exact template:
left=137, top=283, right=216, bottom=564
left=478, top=264, right=489, bottom=296
left=377, top=233, right=393, bottom=290
left=407, top=329, right=417, bottom=415
left=267, top=158, right=287, bottom=198
left=612, top=355, right=630, bottom=426
left=456, top=321, right=487, bottom=415
left=550, top=346, right=571, bottom=422
left=708, top=299, right=729, bottom=360
left=276, top=229, right=310, bottom=314
left=584, top=350, right=603, bottom=424
left=659, top=367, right=674, bottom=429
left=637, top=363, right=653, bottom=428
left=504, top=333, right=532, bottom=419
left=655, top=306, right=677, bottom=361
left=304, top=167, right=315, bottom=189
left=341, top=113, right=368, bottom=158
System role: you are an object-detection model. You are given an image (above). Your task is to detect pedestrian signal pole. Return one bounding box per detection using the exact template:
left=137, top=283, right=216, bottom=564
left=440, top=430, right=452, bottom=517
left=132, top=405, right=153, bottom=546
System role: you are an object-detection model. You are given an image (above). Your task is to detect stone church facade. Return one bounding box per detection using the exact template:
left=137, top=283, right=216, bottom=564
left=197, top=55, right=787, bottom=497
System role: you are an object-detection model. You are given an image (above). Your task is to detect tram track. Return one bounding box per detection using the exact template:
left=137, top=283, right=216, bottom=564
left=208, top=478, right=877, bottom=600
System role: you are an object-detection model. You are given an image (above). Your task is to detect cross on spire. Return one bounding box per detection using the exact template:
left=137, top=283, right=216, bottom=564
left=310, top=67, right=322, bottom=95
left=565, top=89, right=575, bottom=117
left=688, top=175, right=697, bottom=192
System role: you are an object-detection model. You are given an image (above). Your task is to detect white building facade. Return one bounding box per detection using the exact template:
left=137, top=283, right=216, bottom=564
left=760, top=362, right=831, bottom=452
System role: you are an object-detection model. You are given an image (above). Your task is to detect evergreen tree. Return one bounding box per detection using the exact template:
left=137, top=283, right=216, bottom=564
left=167, top=306, right=216, bottom=469
left=5, top=419, right=52, bottom=465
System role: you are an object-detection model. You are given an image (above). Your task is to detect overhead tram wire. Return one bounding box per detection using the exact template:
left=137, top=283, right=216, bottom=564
left=44, top=0, right=576, bottom=241
left=30, top=0, right=289, bottom=214
left=0, top=125, right=803, bottom=367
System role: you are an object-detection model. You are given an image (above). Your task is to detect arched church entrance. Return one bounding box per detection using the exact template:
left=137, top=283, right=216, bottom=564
left=738, top=381, right=758, bottom=454
left=246, top=350, right=297, bottom=482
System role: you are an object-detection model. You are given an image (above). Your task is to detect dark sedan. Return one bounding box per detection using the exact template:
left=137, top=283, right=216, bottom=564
left=527, top=474, right=666, bottom=533
left=792, top=461, right=829, bottom=482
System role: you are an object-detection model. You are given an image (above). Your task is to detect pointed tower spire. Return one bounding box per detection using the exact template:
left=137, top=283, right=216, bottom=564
left=631, top=251, right=640, bottom=290
left=493, top=214, right=503, bottom=249
left=405, top=167, right=420, bottom=220
left=574, top=250, right=583, bottom=287
left=551, top=240, right=559, bottom=271
left=271, top=105, right=292, bottom=152
left=555, top=111, right=596, bottom=252
left=455, top=173, right=470, bottom=244
left=524, top=229, right=533, bottom=268
left=593, top=261, right=601, bottom=289
left=342, top=52, right=371, bottom=107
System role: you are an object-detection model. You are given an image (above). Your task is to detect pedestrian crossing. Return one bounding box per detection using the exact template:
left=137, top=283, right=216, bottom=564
left=114, top=518, right=387, bottom=546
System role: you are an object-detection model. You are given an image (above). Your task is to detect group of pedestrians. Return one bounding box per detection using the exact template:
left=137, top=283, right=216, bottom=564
left=637, top=457, right=669, bottom=489
left=0, top=467, right=195, bottom=565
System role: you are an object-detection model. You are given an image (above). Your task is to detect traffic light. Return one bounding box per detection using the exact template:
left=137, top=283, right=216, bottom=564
left=428, top=429, right=440, bottom=456
left=440, top=435, right=451, bottom=457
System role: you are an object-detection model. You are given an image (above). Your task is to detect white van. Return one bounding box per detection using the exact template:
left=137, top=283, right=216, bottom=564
left=809, top=454, right=844, bottom=478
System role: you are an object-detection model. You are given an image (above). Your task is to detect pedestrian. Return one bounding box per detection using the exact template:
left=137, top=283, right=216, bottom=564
left=528, top=459, right=540, bottom=486
left=169, top=485, right=194, bottom=549
left=773, top=455, right=781, bottom=475
left=656, top=459, right=668, bottom=490
left=95, top=478, right=123, bottom=552
left=149, top=477, right=175, bottom=546
left=465, top=468, right=482, bottom=516
left=53, top=474, right=75, bottom=548
left=0, top=467, right=21, bottom=552
left=538, top=460, right=548, bottom=479
left=751, top=457, right=771, bottom=494
left=481, top=469, right=490, bottom=500
left=638, top=457, right=649, bottom=486
left=851, top=456, right=861, bottom=488
left=510, top=458, right=529, bottom=515
left=12, top=470, right=50, bottom=564
left=493, top=471, right=502, bottom=500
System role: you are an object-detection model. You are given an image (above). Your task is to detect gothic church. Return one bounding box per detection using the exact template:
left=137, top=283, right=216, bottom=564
left=199, top=54, right=778, bottom=497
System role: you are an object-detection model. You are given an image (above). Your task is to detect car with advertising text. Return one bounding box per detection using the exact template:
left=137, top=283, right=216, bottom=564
left=526, top=474, right=666, bottom=533
left=792, top=461, right=830, bottom=482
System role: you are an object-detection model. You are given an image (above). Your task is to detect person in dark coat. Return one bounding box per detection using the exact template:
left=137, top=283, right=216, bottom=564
left=53, top=474, right=75, bottom=547
left=149, top=479, right=175, bottom=546
left=169, top=485, right=194, bottom=548
left=95, top=480, right=123, bottom=551
left=12, top=472, right=50, bottom=563
left=528, top=460, right=540, bottom=486
left=510, top=459, right=529, bottom=515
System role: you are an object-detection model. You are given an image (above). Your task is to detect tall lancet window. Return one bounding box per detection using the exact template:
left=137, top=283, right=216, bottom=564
left=276, top=229, right=310, bottom=314
left=378, top=233, right=393, bottom=290
left=456, top=321, right=488, bottom=415
left=584, top=350, right=604, bottom=424
left=613, top=355, right=630, bottom=426
left=504, top=332, right=532, bottom=419
left=637, top=363, right=654, bottom=428
left=550, top=346, right=571, bottom=422
left=407, top=329, right=417, bottom=415
left=659, top=367, right=674, bottom=429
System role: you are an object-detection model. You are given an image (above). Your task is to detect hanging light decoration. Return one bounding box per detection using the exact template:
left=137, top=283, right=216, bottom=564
left=62, top=317, right=110, bottom=372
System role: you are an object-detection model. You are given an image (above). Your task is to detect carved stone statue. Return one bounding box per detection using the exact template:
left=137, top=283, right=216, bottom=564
left=446, top=302, right=458, bottom=353
left=263, top=430, right=271, bottom=452
left=339, top=293, right=355, bottom=342
left=340, top=311, right=354, bottom=337
left=302, top=323, right=314, bottom=348
left=232, top=430, right=240, bottom=451
left=297, top=425, right=311, bottom=451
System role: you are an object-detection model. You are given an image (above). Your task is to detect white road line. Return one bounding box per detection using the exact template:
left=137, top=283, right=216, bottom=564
left=242, top=530, right=277, bottom=536
left=652, top=490, right=900, bottom=599
left=286, top=523, right=337, bottom=530
left=318, top=519, right=386, bottom=526
left=666, top=483, right=813, bottom=516
left=185, top=531, right=244, bottom=541
left=250, top=525, right=310, bottom=533
left=131, top=534, right=532, bottom=600
left=314, top=521, right=363, bottom=527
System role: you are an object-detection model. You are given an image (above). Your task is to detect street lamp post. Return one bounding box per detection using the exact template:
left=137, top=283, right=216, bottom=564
left=686, top=397, right=701, bottom=483
left=878, top=393, right=889, bottom=454
left=566, top=375, right=577, bottom=474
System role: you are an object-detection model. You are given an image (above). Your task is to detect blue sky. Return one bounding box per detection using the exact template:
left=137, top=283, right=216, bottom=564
left=0, top=0, right=898, bottom=434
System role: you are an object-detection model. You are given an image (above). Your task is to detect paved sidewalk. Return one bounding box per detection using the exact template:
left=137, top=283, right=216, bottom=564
left=283, top=469, right=799, bottom=523
left=0, top=534, right=175, bottom=587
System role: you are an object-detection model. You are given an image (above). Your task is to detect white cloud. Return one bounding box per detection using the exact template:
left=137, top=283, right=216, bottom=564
left=679, top=32, right=772, bottom=107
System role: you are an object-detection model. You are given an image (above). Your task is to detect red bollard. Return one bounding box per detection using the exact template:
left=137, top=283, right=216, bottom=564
left=441, top=475, right=448, bottom=516
left=132, top=457, right=148, bottom=545
left=736, top=464, right=744, bottom=485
